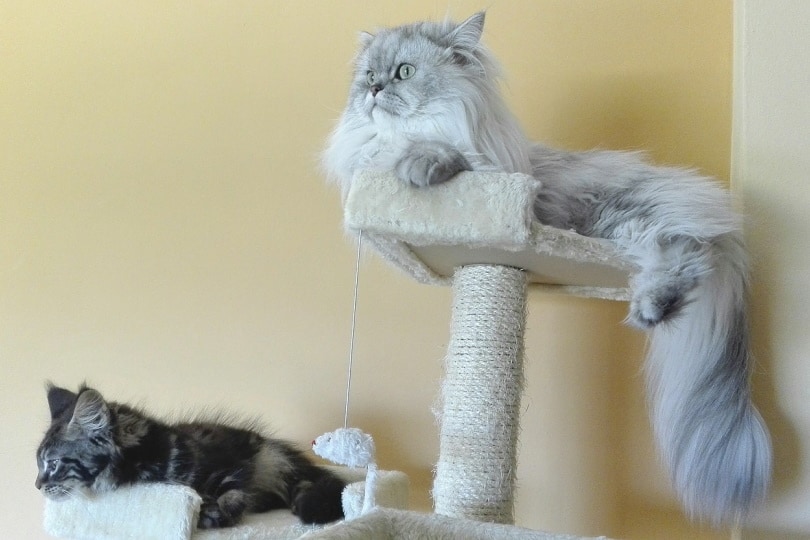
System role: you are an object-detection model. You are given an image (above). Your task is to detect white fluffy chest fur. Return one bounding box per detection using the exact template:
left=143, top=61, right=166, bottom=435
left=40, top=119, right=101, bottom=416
left=324, top=103, right=477, bottom=196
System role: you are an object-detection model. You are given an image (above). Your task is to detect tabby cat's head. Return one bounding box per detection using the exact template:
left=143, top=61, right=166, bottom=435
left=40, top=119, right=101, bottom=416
left=35, top=384, right=118, bottom=499
left=347, top=12, right=493, bottom=123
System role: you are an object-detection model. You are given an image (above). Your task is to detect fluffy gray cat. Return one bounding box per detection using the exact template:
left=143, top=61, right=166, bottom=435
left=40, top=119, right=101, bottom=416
left=323, top=12, right=771, bottom=525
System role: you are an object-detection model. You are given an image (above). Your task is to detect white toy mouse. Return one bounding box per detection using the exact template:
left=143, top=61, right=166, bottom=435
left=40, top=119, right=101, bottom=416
left=312, top=428, right=377, bottom=515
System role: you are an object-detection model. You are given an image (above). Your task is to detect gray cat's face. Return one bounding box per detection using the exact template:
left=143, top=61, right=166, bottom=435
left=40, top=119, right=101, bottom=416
left=350, top=31, right=449, bottom=119
left=348, top=13, right=486, bottom=122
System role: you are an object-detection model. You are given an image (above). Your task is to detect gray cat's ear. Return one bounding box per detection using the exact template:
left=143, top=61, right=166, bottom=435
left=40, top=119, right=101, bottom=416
left=358, top=31, right=375, bottom=49
left=46, top=383, right=77, bottom=420
left=448, top=11, right=485, bottom=50
left=68, top=388, right=110, bottom=433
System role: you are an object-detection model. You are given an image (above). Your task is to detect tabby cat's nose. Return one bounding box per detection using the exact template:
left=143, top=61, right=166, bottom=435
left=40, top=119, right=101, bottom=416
left=370, top=85, right=382, bottom=97
left=35, top=477, right=42, bottom=490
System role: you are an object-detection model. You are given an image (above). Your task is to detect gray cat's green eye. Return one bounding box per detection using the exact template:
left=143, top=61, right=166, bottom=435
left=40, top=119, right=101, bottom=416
left=366, top=71, right=377, bottom=85
left=397, top=63, right=415, bottom=80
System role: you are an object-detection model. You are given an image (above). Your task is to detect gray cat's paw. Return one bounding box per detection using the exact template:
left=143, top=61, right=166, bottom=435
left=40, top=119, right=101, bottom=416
left=627, top=273, right=698, bottom=329
left=395, top=141, right=471, bottom=187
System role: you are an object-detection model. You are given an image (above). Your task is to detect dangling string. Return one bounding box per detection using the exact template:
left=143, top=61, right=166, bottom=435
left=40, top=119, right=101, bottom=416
left=343, top=230, right=363, bottom=429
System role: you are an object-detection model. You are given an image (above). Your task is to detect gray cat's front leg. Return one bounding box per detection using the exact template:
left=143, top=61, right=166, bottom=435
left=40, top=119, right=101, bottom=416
left=395, top=141, right=471, bottom=187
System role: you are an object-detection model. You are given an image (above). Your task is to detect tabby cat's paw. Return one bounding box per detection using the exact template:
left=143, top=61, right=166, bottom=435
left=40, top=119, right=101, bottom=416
left=395, top=141, right=471, bottom=187
left=291, top=476, right=345, bottom=524
left=198, top=502, right=237, bottom=529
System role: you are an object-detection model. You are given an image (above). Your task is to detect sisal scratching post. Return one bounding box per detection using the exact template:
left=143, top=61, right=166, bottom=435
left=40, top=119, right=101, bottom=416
left=434, top=265, right=527, bottom=523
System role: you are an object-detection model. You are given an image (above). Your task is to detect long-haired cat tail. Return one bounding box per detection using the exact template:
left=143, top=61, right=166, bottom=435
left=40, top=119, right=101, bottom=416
left=323, top=11, right=771, bottom=525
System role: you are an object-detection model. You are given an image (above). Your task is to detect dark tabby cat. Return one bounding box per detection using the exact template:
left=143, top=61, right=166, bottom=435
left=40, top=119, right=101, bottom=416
left=35, top=384, right=345, bottom=528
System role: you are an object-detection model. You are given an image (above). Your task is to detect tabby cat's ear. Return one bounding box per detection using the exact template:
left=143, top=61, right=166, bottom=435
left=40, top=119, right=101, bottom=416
left=447, top=11, right=485, bottom=50
left=69, top=388, right=110, bottom=433
left=46, top=384, right=77, bottom=420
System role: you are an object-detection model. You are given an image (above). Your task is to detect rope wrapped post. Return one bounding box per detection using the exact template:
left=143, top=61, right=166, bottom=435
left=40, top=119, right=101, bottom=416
left=433, top=264, right=528, bottom=524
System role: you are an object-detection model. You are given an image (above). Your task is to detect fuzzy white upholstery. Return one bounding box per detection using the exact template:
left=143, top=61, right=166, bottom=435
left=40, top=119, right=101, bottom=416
left=43, top=466, right=596, bottom=539
left=302, top=508, right=610, bottom=540
left=339, top=469, right=408, bottom=520
left=41, top=467, right=408, bottom=540
left=344, top=170, right=634, bottom=300
left=43, top=483, right=200, bottom=540
left=192, top=512, right=318, bottom=540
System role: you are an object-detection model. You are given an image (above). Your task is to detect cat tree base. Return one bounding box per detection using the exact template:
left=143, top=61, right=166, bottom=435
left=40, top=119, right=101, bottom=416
left=41, top=467, right=408, bottom=540
left=304, top=508, right=608, bottom=540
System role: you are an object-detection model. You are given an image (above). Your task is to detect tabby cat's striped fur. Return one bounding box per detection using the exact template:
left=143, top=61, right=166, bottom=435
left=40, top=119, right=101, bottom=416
left=35, top=384, right=345, bottom=528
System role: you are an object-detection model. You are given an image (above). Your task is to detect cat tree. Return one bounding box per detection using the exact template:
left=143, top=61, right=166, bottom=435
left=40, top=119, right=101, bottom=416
left=42, top=170, right=628, bottom=539
left=310, top=170, right=632, bottom=536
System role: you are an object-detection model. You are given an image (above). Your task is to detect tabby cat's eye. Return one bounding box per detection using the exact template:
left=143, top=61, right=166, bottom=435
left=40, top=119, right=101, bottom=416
left=396, top=63, right=415, bottom=80
left=366, top=71, right=377, bottom=85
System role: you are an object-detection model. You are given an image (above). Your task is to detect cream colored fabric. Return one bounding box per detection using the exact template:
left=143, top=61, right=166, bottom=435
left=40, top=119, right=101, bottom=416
left=339, top=469, right=409, bottom=522
left=43, top=483, right=200, bottom=540
left=41, top=467, right=408, bottom=540
left=344, top=170, right=541, bottom=249
left=344, top=170, right=634, bottom=300
left=302, top=508, right=610, bottom=540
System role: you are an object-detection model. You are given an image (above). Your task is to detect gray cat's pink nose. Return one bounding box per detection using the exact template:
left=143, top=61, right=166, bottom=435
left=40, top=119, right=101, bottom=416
left=370, top=85, right=382, bottom=97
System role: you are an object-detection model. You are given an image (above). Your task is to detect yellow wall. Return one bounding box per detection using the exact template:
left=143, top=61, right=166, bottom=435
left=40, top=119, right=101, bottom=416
left=1, top=2, right=732, bottom=539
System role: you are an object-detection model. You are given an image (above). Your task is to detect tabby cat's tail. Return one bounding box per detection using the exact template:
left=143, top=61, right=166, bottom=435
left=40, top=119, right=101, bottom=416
left=646, top=234, right=771, bottom=524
